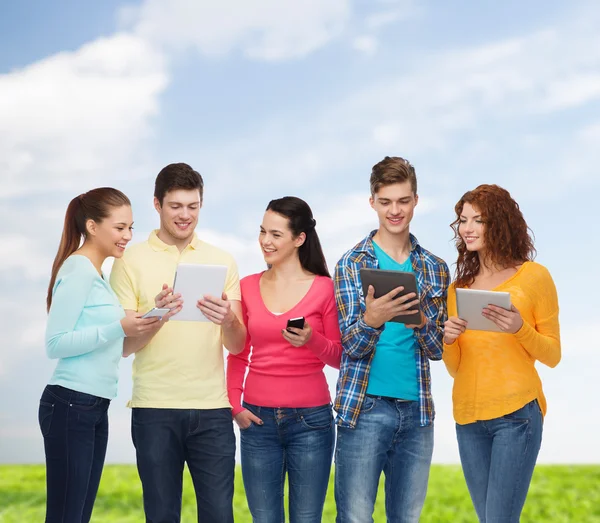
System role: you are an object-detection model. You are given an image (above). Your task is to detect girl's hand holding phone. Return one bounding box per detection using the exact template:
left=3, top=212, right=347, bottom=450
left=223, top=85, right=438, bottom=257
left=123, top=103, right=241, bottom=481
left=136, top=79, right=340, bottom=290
left=282, top=320, right=313, bottom=347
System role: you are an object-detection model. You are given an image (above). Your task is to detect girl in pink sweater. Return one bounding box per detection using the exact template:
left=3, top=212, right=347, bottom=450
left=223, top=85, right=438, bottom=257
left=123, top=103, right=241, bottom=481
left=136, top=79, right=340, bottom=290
left=227, top=196, right=342, bottom=522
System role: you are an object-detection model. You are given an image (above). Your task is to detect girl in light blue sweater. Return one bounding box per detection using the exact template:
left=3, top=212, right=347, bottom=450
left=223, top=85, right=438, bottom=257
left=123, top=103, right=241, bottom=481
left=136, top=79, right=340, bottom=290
left=40, top=188, right=161, bottom=523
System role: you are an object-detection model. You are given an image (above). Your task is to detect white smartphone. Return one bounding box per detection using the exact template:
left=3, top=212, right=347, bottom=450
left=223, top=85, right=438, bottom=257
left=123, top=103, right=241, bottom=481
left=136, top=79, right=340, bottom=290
left=141, top=307, right=170, bottom=319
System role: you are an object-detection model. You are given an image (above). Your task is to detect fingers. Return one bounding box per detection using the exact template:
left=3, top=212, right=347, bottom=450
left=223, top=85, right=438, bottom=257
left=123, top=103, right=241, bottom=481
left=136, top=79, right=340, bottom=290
left=197, top=298, right=228, bottom=315
left=163, top=304, right=183, bottom=321
left=249, top=412, right=263, bottom=425
left=383, top=286, right=406, bottom=301
left=447, top=316, right=468, bottom=328
left=281, top=329, right=307, bottom=346
left=389, top=297, right=420, bottom=316
left=155, top=285, right=182, bottom=309
left=365, top=285, right=375, bottom=301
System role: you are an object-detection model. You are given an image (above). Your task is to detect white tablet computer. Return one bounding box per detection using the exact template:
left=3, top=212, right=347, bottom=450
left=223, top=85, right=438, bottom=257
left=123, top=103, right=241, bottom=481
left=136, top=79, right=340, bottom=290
left=455, top=288, right=511, bottom=333
left=360, top=268, right=421, bottom=324
left=171, top=264, right=228, bottom=322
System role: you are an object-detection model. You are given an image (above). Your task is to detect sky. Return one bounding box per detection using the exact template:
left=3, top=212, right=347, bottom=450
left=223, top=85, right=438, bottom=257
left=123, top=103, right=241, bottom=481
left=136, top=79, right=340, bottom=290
left=1, top=0, right=599, bottom=465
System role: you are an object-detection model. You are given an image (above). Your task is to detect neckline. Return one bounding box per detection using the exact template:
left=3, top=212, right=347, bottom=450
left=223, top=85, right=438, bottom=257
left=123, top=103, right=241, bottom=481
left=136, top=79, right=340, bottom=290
left=69, top=253, right=105, bottom=278
left=256, top=271, right=319, bottom=318
left=372, top=240, right=411, bottom=268
left=468, top=261, right=530, bottom=291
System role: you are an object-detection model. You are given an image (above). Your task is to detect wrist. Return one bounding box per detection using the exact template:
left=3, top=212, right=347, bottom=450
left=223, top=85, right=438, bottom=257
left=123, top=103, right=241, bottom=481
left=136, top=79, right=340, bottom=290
left=363, top=311, right=382, bottom=329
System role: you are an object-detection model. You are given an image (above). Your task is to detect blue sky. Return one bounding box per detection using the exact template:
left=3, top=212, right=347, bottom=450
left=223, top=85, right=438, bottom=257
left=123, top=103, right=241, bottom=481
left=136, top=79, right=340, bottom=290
left=1, top=0, right=599, bottom=464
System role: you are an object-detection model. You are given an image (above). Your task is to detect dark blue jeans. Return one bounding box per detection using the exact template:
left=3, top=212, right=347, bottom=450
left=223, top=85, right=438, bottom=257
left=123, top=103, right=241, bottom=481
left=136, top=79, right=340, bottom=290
left=334, top=397, right=434, bottom=523
left=456, top=399, right=544, bottom=523
left=38, top=384, right=110, bottom=523
left=240, top=402, right=335, bottom=523
left=131, top=407, right=236, bottom=523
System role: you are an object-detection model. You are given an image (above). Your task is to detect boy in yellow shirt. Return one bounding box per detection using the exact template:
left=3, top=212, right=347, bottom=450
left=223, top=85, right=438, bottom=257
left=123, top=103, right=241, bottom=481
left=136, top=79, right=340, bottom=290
left=110, top=163, right=246, bottom=523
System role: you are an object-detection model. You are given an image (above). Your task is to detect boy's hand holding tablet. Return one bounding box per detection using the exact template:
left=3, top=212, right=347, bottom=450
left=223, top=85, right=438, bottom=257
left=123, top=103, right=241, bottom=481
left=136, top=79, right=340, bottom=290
left=359, top=268, right=423, bottom=329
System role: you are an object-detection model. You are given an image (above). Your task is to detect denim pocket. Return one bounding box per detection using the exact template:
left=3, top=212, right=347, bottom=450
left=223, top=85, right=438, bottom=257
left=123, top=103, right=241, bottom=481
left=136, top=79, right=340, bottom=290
left=360, top=396, right=377, bottom=413
left=38, top=401, right=55, bottom=437
left=299, top=406, right=333, bottom=430
left=502, top=401, right=532, bottom=423
left=68, top=391, right=102, bottom=411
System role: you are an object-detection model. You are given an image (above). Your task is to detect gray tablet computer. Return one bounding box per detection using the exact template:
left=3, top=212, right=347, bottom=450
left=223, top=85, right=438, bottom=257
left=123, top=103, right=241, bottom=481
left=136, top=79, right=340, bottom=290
left=455, top=288, right=511, bottom=332
left=359, top=268, right=421, bottom=324
left=171, top=263, right=228, bottom=322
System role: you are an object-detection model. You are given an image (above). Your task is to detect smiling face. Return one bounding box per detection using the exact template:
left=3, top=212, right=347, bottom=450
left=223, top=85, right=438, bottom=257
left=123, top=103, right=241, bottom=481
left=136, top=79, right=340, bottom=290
left=458, top=202, right=486, bottom=253
left=86, top=205, right=133, bottom=258
left=154, top=189, right=201, bottom=246
left=258, top=210, right=305, bottom=267
left=370, top=181, right=418, bottom=236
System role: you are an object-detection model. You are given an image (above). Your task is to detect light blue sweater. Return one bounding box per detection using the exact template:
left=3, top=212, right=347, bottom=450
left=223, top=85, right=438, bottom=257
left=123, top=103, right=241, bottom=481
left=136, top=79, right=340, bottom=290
left=46, top=255, right=125, bottom=399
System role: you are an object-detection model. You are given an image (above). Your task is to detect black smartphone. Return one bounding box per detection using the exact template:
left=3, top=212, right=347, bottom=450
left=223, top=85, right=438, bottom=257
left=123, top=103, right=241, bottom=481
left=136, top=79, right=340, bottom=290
left=286, top=316, right=305, bottom=333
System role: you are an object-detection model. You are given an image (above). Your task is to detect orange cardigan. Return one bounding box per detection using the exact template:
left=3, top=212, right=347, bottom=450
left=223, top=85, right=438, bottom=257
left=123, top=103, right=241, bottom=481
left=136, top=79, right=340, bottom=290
left=443, top=261, right=561, bottom=425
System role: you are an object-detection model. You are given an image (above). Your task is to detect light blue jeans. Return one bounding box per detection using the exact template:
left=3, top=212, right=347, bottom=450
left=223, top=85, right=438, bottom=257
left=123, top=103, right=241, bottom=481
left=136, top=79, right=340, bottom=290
left=240, top=402, right=334, bottom=523
left=334, top=396, right=434, bottom=523
left=456, top=399, right=543, bottom=523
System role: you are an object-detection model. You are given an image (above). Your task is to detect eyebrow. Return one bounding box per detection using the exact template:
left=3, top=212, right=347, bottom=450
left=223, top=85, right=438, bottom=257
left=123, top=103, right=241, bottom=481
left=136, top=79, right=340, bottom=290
left=460, top=215, right=481, bottom=219
left=114, top=222, right=133, bottom=226
left=260, top=226, right=284, bottom=234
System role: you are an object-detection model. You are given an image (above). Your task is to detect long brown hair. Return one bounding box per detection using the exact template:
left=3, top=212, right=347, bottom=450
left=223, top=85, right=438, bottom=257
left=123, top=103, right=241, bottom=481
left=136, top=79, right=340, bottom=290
left=266, top=196, right=330, bottom=278
left=451, top=184, right=535, bottom=288
left=47, top=188, right=131, bottom=311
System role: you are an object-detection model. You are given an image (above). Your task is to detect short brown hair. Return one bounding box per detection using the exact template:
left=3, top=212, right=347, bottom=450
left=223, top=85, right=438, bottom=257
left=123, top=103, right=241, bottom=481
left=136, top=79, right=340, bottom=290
left=370, top=156, right=417, bottom=195
left=154, top=163, right=204, bottom=205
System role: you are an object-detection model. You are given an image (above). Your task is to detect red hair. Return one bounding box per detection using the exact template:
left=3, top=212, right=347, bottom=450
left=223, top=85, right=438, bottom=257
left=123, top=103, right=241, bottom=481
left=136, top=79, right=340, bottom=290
left=451, top=184, right=535, bottom=288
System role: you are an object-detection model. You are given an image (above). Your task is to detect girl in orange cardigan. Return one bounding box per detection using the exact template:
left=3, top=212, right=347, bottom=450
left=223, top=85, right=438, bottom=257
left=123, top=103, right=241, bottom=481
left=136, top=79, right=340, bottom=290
left=443, top=184, right=560, bottom=523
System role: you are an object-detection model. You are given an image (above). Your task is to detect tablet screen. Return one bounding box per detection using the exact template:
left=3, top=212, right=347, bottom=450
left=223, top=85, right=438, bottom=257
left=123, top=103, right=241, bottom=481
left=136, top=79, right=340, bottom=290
left=455, top=288, right=511, bottom=332
left=172, top=264, right=228, bottom=322
left=359, top=268, right=421, bottom=324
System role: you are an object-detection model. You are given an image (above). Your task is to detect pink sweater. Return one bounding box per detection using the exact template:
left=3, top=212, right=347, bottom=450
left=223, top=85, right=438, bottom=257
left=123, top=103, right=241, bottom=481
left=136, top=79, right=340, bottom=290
left=227, top=272, right=342, bottom=416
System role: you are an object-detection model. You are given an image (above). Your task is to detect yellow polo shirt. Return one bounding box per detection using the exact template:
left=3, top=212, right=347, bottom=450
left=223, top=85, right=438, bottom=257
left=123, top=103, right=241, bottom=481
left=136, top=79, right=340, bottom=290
left=109, top=230, right=241, bottom=409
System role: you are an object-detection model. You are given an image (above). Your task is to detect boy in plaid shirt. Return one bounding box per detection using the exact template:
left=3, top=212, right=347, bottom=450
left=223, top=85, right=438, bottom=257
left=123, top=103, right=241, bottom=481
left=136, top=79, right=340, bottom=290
left=333, top=156, right=449, bottom=523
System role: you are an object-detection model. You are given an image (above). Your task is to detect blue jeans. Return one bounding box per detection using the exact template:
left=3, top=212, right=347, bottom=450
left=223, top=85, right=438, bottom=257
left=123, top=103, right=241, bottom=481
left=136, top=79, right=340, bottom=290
left=131, top=407, right=236, bottom=523
left=456, top=399, right=543, bottom=523
left=38, top=384, right=111, bottom=523
left=334, top=396, right=434, bottom=523
left=240, top=402, right=334, bottom=523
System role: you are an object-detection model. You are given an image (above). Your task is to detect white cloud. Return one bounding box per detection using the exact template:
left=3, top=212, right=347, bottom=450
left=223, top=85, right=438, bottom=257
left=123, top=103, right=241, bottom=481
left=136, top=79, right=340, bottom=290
left=365, top=2, right=421, bottom=29
left=353, top=35, right=379, bottom=55
left=127, top=0, right=351, bottom=62
left=0, top=33, right=168, bottom=199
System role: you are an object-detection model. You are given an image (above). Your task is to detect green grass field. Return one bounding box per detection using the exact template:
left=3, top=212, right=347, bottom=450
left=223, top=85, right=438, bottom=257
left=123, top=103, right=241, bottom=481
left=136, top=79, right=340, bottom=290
left=1, top=465, right=598, bottom=522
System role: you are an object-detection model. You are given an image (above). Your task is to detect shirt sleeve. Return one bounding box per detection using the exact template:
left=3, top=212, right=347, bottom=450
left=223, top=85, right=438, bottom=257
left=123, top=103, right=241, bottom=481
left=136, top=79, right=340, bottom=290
left=46, top=270, right=125, bottom=359
left=109, top=257, right=139, bottom=311
left=334, top=258, right=383, bottom=360
left=413, top=260, right=450, bottom=361
left=304, top=280, right=343, bottom=369
left=223, top=257, right=241, bottom=302
left=227, top=291, right=250, bottom=416
left=442, top=284, right=461, bottom=376
left=513, top=266, right=561, bottom=368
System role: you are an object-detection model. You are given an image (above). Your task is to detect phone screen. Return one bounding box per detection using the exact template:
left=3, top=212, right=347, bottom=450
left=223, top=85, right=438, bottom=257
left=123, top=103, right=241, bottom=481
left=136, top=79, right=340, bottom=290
left=286, top=317, right=305, bottom=332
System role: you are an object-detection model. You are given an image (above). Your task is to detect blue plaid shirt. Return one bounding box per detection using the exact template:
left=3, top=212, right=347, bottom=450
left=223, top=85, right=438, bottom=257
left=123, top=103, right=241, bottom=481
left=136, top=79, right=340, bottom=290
left=333, top=231, right=450, bottom=428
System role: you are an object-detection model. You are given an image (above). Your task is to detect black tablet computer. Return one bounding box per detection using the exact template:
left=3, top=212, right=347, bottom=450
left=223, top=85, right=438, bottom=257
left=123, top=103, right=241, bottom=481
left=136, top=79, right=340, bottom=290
left=359, top=268, right=421, bottom=324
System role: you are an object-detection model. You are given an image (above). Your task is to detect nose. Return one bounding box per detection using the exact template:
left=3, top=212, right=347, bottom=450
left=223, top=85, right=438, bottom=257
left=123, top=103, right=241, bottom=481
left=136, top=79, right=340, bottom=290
left=124, top=229, right=133, bottom=241
left=391, top=202, right=401, bottom=215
